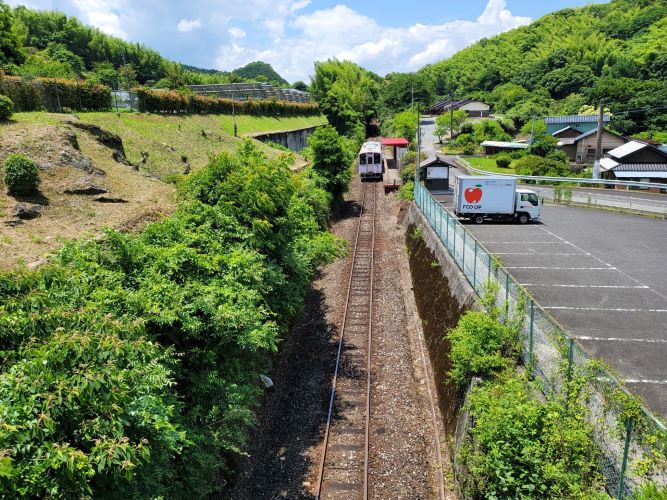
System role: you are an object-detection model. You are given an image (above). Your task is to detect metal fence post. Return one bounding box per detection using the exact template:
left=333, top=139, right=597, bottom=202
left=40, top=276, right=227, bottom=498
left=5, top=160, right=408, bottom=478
left=462, top=229, right=466, bottom=276
left=488, top=253, right=492, bottom=282
left=567, top=338, right=574, bottom=383
left=617, top=417, right=634, bottom=500
left=453, top=221, right=457, bottom=261
left=473, top=240, right=478, bottom=291
left=529, top=300, right=535, bottom=364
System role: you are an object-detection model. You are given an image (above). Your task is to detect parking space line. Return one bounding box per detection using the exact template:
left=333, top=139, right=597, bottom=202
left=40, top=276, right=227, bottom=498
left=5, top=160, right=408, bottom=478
left=545, top=306, right=667, bottom=312
left=625, top=379, right=667, bottom=385
left=520, top=284, right=649, bottom=289
left=493, top=252, right=582, bottom=256
left=576, top=336, right=667, bottom=344
left=477, top=241, right=565, bottom=244
left=506, top=266, right=616, bottom=270
left=537, top=225, right=667, bottom=301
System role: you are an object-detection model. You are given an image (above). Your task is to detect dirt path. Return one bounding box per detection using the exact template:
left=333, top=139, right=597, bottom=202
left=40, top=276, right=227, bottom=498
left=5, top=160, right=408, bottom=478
left=229, top=178, right=446, bottom=499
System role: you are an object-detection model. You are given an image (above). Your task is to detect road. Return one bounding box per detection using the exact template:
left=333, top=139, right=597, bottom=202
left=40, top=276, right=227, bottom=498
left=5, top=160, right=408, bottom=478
left=530, top=186, right=667, bottom=216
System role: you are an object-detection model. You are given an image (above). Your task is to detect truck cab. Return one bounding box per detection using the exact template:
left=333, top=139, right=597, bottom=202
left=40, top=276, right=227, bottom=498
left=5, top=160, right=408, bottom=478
left=515, top=188, right=541, bottom=223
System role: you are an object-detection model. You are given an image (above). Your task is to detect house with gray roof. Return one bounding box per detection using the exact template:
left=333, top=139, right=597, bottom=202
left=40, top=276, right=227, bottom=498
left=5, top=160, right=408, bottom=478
left=600, top=140, right=667, bottom=189
left=555, top=128, right=627, bottom=164
left=427, top=99, right=490, bottom=117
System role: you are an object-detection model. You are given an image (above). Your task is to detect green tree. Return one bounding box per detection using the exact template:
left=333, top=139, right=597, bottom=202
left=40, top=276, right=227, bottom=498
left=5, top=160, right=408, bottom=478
left=386, top=108, right=417, bottom=141
left=308, top=125, right=353, bottom=199
left=163, top=61, right=188, bottom=89
left=119, top=63, right=138, bottom=88
left=311, top=59, right=379, bottom=139
left=0, top=2, right=23, bottom=65
left=434, top=109, right=467, bottom=142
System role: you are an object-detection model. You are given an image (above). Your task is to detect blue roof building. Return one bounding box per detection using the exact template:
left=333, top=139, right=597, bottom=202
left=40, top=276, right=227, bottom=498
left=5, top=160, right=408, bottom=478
left=544, top=114, right=611, bottom=135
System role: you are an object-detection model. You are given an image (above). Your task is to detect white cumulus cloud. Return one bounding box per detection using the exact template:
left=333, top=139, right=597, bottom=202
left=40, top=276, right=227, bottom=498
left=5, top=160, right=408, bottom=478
left=228, top=27, right=246, bottom=39
left=177, top=18, right=203, bottom=32
left=72, top=0, right=127, bottom=38
left=216, top=0, right=531, bottom=82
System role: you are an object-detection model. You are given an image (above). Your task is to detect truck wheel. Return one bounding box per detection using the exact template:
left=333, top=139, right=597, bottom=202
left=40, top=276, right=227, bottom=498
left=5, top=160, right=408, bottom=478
left=473, top=214, right=484, bottom=224
left=517, top=213, right=529, bottom=224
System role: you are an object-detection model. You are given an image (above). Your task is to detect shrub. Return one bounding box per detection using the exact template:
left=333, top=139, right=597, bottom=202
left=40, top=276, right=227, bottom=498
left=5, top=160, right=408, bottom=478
left=3, top=154, right=40, bottom=195
left=0, top=94, right=13, bottom=120
left=447, top=311, right=519, bottom=386
left=461, top=374, right=603, bottom=498
left=514, top=154, right=570, bottom=177
left=496, top=154, right=512, bottom=168
left=463, top=143, right=477, bottom=155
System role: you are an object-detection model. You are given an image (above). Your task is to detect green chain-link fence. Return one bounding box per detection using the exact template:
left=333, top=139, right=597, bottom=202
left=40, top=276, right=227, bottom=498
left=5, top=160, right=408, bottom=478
left=414, top=180, right=666, bottom=497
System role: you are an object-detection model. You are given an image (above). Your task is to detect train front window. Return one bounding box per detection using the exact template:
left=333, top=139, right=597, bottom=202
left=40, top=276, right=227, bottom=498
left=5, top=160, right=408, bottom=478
left=359, top=154, right=366, bottom=165
left=374, top=153, right=381, bottom=164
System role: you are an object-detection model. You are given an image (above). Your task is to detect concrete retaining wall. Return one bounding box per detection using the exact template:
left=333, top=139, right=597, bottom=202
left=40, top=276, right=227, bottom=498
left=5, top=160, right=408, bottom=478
left=251, top=126, right=319, bottom=153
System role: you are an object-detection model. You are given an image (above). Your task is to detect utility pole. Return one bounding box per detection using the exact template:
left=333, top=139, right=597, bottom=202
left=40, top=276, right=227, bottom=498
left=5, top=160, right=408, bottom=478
left=416, top=102, right=422, bottom=182
left=232, top=99, right=238, bottom=137
left=449, top=93, right=454, bottom=142
left=529, top=115, right=536, bottom=154
left=122, top=52, right=132, bottom=111
left=593, top=99, right=604, bottom=180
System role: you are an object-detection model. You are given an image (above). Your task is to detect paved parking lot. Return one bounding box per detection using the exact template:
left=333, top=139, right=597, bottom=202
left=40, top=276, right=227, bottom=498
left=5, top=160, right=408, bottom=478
left=435, top=195, right=667, bottom=421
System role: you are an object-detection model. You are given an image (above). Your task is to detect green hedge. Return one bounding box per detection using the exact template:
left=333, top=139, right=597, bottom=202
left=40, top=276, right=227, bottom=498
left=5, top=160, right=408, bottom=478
left=0, top=140, right=343, bottom=497
left=135, top=88, right=319, bottom=116
left=0, top=73, right=112, bottom=112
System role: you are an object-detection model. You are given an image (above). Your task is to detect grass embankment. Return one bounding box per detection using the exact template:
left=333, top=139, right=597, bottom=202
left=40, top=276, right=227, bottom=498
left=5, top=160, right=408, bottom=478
left=463, top=156, right=517, bottom=174
left=13, top=112, right=326, bottom=178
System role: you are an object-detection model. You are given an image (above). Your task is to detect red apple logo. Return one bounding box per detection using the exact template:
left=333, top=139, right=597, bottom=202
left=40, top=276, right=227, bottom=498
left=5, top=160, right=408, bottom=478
left=465, top=185, right=483, bottom=203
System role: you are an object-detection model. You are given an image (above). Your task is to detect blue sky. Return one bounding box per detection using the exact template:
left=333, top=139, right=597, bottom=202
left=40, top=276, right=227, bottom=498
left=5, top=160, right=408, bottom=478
left=7, top=0, right=608, bottom=82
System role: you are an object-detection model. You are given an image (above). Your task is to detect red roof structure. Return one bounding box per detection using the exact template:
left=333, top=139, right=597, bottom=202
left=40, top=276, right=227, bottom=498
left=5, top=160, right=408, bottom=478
left=381, top=137, right=410, bottom=147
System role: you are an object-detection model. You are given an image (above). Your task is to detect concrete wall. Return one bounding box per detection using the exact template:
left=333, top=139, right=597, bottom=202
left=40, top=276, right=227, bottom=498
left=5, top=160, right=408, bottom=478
left=252, top=126, right=320, bottom=153
left=403, top=202, right=480, bottom=425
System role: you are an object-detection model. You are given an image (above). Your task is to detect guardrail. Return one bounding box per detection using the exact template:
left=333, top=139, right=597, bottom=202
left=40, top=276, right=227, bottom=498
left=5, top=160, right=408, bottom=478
left=413, top=180, right=666, bottom=498
left=458, top=158, right=667, bottom=190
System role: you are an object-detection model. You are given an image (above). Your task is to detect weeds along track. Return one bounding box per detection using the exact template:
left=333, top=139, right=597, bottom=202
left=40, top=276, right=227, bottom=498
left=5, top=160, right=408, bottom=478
left=316, top=181, right=378, bottom=499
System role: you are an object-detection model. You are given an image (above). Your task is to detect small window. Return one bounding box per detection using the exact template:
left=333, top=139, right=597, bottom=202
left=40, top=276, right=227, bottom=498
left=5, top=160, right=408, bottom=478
left=527, top=194, right=539, bottom=206
left=374, top=153, right=381, bottom=164
left=359, top=154, right=366, bottom=165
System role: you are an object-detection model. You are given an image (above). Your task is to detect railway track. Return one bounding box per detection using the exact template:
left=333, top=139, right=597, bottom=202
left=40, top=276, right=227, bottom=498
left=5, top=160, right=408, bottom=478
left=316, top=181, right=378, bottom=499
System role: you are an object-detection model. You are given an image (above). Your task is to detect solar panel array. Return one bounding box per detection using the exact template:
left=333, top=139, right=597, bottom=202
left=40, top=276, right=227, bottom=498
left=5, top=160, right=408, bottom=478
left=188, top=83, right=311, bottom=103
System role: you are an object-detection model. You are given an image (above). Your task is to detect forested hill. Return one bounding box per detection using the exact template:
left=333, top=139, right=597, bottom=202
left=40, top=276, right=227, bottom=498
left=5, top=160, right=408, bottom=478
left=0, top=2, right=290, bottom=88
left=233, top=61, right=289, bottom=85
left=418, top=0, right=666, bottom=135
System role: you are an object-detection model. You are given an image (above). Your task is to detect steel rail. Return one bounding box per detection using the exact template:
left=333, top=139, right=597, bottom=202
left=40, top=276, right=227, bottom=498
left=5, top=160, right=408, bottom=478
left=315, top=181, right=377, bottom=499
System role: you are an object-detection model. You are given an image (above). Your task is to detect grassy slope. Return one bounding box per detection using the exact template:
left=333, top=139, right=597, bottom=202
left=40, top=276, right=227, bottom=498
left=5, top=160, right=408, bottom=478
left=13, top=112, right=326, bottom=178
left=2, top=111, right=324, bottom=268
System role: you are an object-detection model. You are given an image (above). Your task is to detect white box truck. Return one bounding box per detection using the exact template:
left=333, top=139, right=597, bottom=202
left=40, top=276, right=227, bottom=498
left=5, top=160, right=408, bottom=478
left=453, top=175, right=541, bottom=224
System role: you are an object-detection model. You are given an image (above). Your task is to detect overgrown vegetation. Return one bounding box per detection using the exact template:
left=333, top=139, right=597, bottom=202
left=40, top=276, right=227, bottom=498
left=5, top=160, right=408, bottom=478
left=450, top=294, right=605, bottom=497
left=0, top=140, right=344, bottom=497
left=3, top=153, right=40, bottom=195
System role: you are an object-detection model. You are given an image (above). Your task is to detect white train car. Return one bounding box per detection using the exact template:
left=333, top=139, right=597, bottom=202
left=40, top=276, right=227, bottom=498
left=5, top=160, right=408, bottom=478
left=358, top=141, right=383, bottom=180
